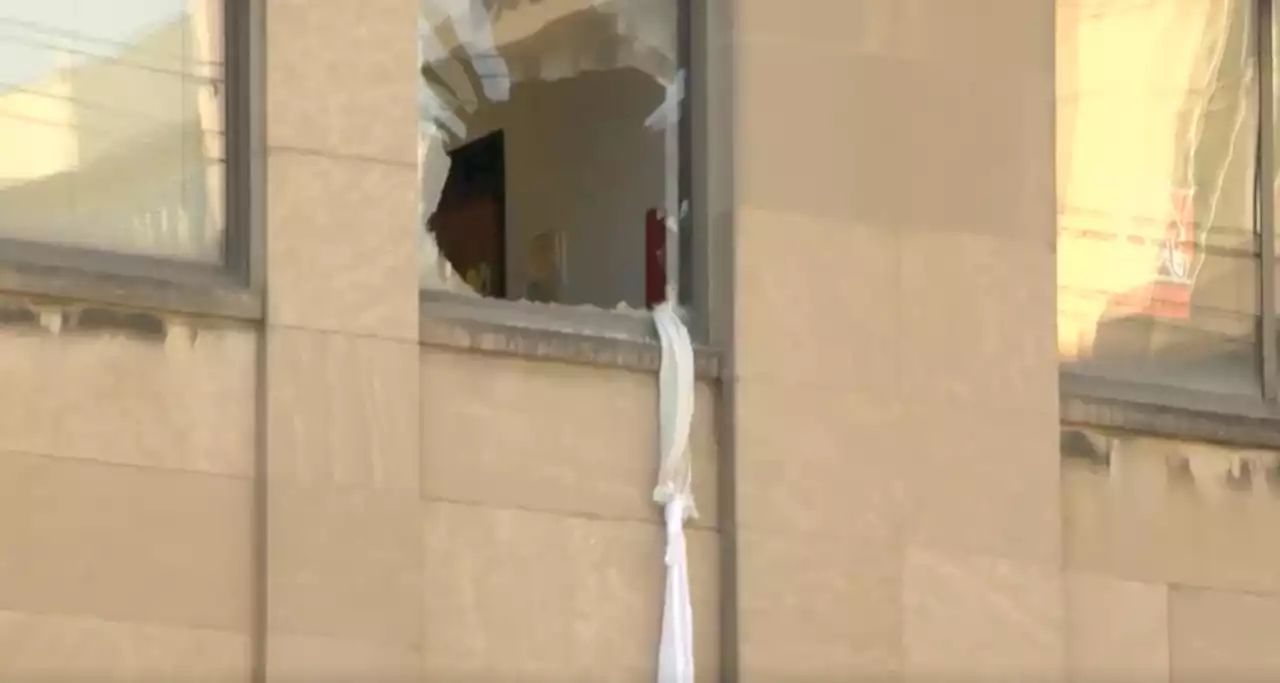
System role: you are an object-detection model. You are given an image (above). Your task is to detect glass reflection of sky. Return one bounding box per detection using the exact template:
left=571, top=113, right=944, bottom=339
left=0, top=0, right=184, bottom=88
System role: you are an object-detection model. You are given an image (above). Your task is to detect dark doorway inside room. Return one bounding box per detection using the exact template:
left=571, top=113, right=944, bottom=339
left=429, top=130, right=507, bottom=298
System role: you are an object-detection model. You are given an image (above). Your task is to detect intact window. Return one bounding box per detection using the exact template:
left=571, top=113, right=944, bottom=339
left=0, top=0, right=235, bottom=265
left=1056, top=0, right=1266, bottom=397
left=417, top=0, right=693, bottom=312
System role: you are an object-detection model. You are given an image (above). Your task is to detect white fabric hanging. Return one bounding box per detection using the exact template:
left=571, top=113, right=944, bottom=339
left=652, top=301, right=697, bottom=683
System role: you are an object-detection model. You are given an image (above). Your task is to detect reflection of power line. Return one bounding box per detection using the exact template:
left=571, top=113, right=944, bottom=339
left=0, top=109, right=107, bottom=133
left=1070, top=0, right=1157, bottom=20
left=0, top=79, right=222, bottom=123
left=0, top=15, right=223, bottom=66
left=0, top=34, right=222, bottom=82
left=0, top=110, right=225, bottom=138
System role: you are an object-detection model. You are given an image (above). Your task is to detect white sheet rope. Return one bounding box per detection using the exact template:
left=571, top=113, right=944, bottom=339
left=652, top=301, right=697, bottom=683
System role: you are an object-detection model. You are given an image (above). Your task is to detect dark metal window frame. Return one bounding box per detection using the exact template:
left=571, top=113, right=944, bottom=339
left=417, top=0, right=729, bottom=376
left=1061, top=0, right=1280, bottom=449
left=0, top=0, right=264, bottom=321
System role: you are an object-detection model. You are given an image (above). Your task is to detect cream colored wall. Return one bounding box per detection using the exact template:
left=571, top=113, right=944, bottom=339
left=0, top=317, right=256, bottom=680
left=728, top=0, right=1280, bottom=680
left=264, top=0, right=723, bottom=669
left=728, top=0, right=1062, bottom=679
left=262, top=0, right=422, bottom=679
left=0, top=0, right=708, bottom=679
left=419, top=348, right=720, bottom=680
left=5, top=0, right=1280, bottom=681
left=1064, top=432, right=1280, bottom=680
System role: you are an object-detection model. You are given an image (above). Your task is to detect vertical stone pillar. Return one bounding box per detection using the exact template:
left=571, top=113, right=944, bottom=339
left=260, top=0, right=423, bottom=678
left=728, top=0, right=1061, bottom=680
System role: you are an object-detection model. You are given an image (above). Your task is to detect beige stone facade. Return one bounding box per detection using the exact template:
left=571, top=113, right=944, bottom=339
left=0, top=0, right=1279, bottom=681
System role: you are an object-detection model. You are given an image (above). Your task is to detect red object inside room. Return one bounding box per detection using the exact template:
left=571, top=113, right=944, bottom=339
left=645, top=208, right=666, bottom=308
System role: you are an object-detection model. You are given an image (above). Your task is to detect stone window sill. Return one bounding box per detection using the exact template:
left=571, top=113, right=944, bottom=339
left=0, top=247, right=261, bottom=322
left=419, top=290, right=720, bottom=378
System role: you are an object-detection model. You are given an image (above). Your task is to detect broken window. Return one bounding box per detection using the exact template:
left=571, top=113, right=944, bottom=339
left=418, top=0, right=692, bottom=312
left=0, top=0, right=231, bottom=263
left=1056, top=0, right=1271, bottom=397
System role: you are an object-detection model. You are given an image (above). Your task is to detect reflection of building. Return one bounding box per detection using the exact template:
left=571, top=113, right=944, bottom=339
left=0, top=3, right=222, bottom=260
left=4, top=1, right=1280, bottom=681
left=1057, top=0, right=1259, bottom=392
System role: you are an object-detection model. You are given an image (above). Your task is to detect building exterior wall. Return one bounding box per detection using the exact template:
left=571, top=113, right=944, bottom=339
left=0, top=0, right=1278, bottom=681
left=0, top=320, right=256, bottom=680
left=730, top=0, right=1059, bottom=680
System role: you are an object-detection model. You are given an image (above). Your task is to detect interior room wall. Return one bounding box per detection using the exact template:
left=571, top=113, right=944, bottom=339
left=454, top=67, right=666, bottom=309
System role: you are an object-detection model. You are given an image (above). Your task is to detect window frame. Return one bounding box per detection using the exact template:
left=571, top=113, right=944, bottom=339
left=1060, top=0, right=1280, bottom=447
left=416, top=0, right=728, bottom=375
left=0, top=0, right=264, bottom=321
